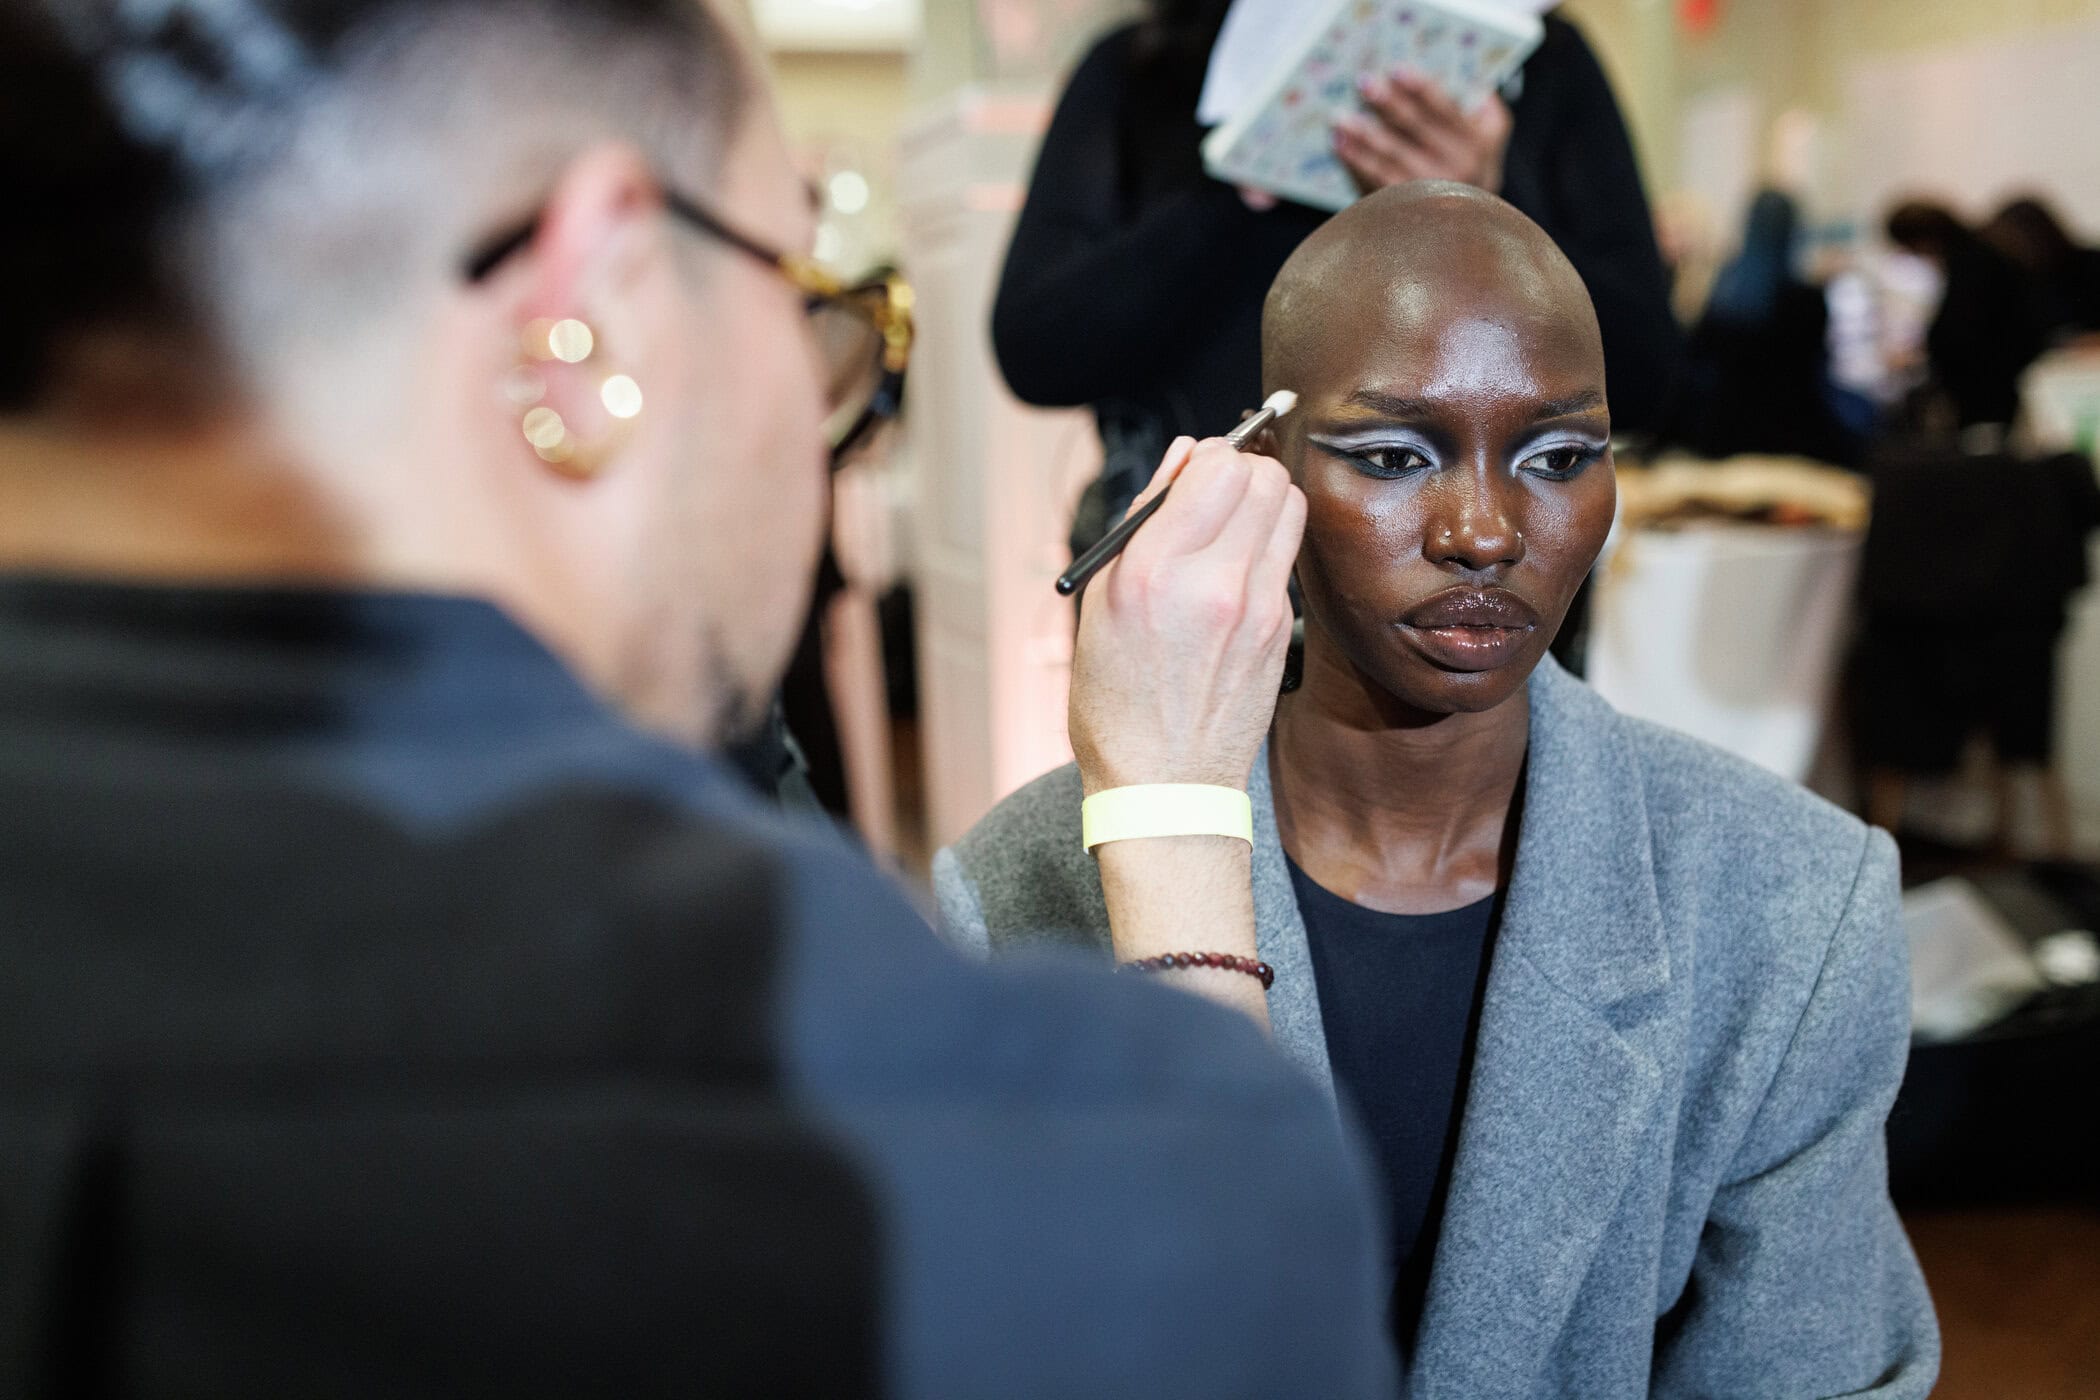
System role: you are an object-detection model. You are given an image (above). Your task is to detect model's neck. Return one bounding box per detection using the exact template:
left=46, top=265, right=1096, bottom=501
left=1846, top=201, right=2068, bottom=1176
left=1270, top=625, right=1530, bottom=911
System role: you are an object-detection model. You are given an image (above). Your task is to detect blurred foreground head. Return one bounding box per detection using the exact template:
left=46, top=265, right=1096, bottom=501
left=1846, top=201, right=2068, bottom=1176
left=0, top=0, right=826, bottom=747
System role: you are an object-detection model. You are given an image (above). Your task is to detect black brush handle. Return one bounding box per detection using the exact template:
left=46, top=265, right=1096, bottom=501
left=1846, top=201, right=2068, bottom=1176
left=1052, top=405, right=1281, bottom=597
left=1056, top=488, right=1169, bottom=596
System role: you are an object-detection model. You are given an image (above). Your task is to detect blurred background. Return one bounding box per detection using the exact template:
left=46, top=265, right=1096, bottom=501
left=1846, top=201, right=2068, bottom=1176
left=742, top=3, right=2100, bottom=1392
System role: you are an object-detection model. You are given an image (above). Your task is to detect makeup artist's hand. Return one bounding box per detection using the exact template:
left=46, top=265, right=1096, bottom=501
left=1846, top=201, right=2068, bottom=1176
left=1335, top=67, right=1512, bottom=195
left=1068, top=436, right=1304, bottom=797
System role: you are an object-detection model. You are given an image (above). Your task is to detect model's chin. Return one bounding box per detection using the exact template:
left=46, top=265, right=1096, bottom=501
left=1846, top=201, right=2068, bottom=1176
left=1386, top=637, right=1545, bottom=714
left=1308, top=602, right=1551, bottom=717
left=1414, top=668, right=1528, bottom=713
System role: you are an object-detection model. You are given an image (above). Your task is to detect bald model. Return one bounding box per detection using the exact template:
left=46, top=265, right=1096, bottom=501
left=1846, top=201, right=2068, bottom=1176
left=942, top=178, right=1939, bottom=1400
left=1248, top=179, right=1617, bottom=724
left=1262, top=181, right=1603, bottom=409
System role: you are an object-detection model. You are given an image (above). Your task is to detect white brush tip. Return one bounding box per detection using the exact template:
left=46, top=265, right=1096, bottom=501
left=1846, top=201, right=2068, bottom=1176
left=1263, top=390, right=1299, bottom=417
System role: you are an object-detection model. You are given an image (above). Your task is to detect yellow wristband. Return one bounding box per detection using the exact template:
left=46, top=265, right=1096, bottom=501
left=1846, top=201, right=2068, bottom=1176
left=1081, top=784, right=1254, bottom=853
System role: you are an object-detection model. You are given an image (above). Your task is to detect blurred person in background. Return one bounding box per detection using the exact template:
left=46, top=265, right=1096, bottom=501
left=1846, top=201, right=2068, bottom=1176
left=992, top=0, right=1682, bottom=560
left=1884, top=199, right=2047, bottom=433
left=0, top=1, right=1398, bottom=1394
left=1674, top=189, right=1862, bottom=465
left=1652, top=187, right=1721, bottom=328
left=1981, top=194, right=2100, bottom=344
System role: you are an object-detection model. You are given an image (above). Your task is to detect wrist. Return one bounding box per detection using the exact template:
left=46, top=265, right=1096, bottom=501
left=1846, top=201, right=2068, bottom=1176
left=1095, top=836, right=1257, bottom=950
left=1079, top=765, right=1249, bottom=798
left=1074, top=742, right=1255, bottom=796
left=1094, top=833, right=1267, bottom=1028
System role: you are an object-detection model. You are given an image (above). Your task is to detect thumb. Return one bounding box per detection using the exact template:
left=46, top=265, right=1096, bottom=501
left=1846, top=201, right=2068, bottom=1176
left=1478, top=94, right=1514, bottom=143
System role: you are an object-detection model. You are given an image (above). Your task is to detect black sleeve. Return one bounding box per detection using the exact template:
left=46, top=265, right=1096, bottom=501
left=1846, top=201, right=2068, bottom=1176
left=1521, top=19, right=1683, bottom=434
left=2069, top=247, right=2100, bottom=332
left=990, top=28, right=1271, bottom=409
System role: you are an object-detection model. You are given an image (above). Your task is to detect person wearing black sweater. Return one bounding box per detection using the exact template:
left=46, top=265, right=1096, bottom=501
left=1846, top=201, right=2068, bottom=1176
left=994, top=1, right=1682, bottom=550
left=1982, top=195, right=2100, bottom=344
left=1677, top=189, right=1861, bottom=465
left=1885, top=200, right=2047, bottom=431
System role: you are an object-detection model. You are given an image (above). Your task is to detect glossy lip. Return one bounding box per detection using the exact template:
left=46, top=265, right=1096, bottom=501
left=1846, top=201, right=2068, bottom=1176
left=1396, top=587, right=1541, bottom=673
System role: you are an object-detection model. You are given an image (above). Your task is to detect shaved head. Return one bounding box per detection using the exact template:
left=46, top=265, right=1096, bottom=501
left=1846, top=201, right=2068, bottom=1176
left=2, top=0, right=754, bottom=413
left=1254, top=180, right=1616, bottom=719
left=1263, top=181, right=1601, bottom=403
left=1, top=0, right=842, bottom=755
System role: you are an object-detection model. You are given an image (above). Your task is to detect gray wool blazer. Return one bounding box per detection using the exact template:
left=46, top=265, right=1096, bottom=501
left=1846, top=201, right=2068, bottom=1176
left=935, top=656, right=1939, bottom=1399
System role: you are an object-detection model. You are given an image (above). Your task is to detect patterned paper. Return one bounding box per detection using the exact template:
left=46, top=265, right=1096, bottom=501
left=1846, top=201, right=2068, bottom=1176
left=1202, top=0, right=1542, bottom=212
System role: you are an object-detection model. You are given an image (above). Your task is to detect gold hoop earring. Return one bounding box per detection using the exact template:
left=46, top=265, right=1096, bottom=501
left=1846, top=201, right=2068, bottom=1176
left=507, top=317, right=644, bottom=480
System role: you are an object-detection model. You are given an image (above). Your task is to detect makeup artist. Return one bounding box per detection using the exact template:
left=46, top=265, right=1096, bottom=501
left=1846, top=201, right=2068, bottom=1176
left=941, top=184, right=1939, bottom=1395
left=992, top=0, right=1681, bottom=561
left=0, top=0, right=1397, bottom=1391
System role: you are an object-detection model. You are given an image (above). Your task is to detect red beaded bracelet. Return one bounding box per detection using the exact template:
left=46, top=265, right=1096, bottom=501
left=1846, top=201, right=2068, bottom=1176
left=1119, top=951, right=1275, bottom=991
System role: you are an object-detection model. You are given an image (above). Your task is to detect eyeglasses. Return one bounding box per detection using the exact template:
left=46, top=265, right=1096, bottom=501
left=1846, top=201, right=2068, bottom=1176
left=464, top=185, right=914, bottom=469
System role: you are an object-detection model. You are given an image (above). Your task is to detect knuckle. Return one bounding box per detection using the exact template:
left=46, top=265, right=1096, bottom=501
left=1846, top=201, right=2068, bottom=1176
left=1177, top=574, right=1243, bottom=631
left=1107, top=558, right=1152, bottom=607
left=1198, top=589, right=1243, bottom=632
left=1245, top=476, right=1286, bottom=517
left=1281, top=485, right=1309, bottom=528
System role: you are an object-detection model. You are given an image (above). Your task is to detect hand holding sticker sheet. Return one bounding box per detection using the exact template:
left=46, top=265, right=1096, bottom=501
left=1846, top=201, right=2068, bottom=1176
left=1200, top=0, right=1545, bottom=212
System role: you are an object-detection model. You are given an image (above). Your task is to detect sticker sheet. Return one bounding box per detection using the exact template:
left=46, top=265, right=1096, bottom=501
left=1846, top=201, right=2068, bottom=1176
left=1202, top=0, right=1542, bottom=212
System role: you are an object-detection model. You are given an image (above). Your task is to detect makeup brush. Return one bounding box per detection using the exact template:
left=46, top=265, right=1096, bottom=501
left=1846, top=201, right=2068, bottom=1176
left=1055, top=390, right=1299, bottom=597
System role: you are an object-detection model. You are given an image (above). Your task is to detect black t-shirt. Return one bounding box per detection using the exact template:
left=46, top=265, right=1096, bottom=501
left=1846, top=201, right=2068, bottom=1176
left=1288, top=858, right=1500, bottom=1351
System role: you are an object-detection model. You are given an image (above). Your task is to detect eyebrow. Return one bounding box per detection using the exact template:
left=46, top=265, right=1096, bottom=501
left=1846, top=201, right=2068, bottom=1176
left=1342, top=389, right=1439, bottom=419
left=1340, top=387, right=1608, bottom=422
left=1533, top=390, right=1609, bottom=420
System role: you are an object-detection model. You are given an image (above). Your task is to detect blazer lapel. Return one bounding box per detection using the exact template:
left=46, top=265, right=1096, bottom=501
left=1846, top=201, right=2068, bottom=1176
left=1408, top=660, right=1671, bottom=1397
left=1247, top=745, right=1336, bottom=1098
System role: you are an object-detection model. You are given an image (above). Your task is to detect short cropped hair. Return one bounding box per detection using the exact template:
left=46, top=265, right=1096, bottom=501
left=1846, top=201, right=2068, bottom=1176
left=0, top=0, right=752, bottom=410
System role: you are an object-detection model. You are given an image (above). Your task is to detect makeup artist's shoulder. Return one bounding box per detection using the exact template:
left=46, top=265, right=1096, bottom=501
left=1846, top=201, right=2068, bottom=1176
left=933, top=761, right=1106, bottom=959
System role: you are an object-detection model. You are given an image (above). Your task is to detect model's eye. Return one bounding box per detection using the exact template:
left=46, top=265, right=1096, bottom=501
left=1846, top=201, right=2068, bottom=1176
left=1522, top=445, right=1603, bottom=479
left=1350, top=446, right=1431, bottom=479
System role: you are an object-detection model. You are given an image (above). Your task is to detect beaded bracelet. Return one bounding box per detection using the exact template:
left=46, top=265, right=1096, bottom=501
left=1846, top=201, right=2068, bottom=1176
left=1119, top=951, right=1275, bottom=991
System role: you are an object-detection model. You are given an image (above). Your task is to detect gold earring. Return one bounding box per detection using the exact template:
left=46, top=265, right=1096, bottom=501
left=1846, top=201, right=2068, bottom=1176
left=508, top=317, right=645, bottom=480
